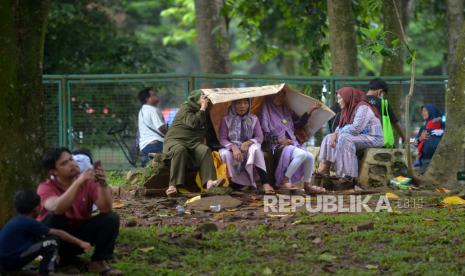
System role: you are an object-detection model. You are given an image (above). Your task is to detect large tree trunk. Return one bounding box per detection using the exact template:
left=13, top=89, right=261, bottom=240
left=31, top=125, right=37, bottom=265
left=446, top=0, right=464, bottom=73
left=422, top=22, right=465, bottom=188
left=327, top=0, right=358, bottom=76
left=194, top=0, right=231, bottom=75
left=381, top=0, right=405, bottom=144
left=0, top=0, right=50, bottom=225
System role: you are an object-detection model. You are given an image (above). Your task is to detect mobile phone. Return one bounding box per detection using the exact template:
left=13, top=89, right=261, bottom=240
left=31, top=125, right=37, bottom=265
left=93, top=160, right=102, bottom=170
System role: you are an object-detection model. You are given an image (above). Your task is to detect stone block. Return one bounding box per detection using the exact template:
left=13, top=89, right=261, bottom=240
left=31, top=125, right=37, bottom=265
left=358, top=148, right=408, bottom=188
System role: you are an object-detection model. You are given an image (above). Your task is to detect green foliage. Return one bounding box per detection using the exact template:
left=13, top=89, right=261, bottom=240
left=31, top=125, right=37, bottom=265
left=159, top=0, right=196, bottom=45
left=44, top=0, right=174, bottom=74
left=225, top=0, right=328, bottom=75
left=407, top=0, right=447, bottom=74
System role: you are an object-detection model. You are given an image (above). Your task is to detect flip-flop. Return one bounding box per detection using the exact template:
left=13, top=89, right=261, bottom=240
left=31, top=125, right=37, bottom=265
left=304, top=184, right=326, bottom=195
left=277, top=183, right=300, bottom=194
left=262, top=184, right=276, bottom=195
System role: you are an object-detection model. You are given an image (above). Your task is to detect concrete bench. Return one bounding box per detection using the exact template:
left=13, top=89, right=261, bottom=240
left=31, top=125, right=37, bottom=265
left=307, top=146, right=408, bottom=188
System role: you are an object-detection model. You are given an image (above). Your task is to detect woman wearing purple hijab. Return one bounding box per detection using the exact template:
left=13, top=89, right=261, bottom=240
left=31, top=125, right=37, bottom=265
left=219, top=99, right=275, bottom=194
left=259, top=91, right=325, bottom=194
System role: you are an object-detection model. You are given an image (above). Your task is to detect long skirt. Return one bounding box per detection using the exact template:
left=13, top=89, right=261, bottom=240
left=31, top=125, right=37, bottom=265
left=319, top=132, right=383, bottom=177
left=219, top=143, right=267, bottom=188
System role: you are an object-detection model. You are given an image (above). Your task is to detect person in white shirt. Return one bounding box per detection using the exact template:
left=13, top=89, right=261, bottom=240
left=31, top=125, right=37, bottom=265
left=137, top=88, right=167, bottom=166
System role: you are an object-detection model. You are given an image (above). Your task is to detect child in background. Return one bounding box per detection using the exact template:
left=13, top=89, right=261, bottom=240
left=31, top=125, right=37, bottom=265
left=0, top=191, right=92, bottom=275
left=414, top=104, right=444, bottom=168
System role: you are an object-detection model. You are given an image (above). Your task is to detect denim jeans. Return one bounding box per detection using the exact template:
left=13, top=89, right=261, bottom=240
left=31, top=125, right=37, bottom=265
left=141, top=141, right=163, bottom=166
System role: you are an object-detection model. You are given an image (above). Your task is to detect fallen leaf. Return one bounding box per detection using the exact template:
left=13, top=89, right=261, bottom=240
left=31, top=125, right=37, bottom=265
left=442, top=196, right=465, bottom=205
left=424, top=218, right=437, bottom=225
left=385, top=192, right=399, bottom=199
left=267, top=214, right=290, bottom=218
left=312, top=237, right=322, bottom=244
left=365, top=264, right=378, bottom=270
left=262, top=267, right=273, bottom=275
left=436, top=187, right=451, bottom=194
left=185, top=195, right=201, bottom=204
left=139, top=246, right=155, bottom=253
left=318, top=253, right=337, bottom=262
left=112, top=200, right=125, bottom=209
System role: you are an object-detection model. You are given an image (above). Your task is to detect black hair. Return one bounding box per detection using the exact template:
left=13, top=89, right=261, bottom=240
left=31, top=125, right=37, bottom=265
left=14, top=190, right=40, bottom=214
left=42, top=147, right=71, bottom=171
left=72, top=148, right=93, bottom=164
left=368, top=78, right=389, bottom=94
left=137, top=87, right=155, bottom=105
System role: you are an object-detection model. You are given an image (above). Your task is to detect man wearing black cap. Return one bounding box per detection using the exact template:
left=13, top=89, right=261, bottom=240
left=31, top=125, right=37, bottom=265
left=366, top=78, right=406, bottom=143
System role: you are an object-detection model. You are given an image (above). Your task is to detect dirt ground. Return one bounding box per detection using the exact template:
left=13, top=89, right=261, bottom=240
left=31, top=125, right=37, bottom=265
left=112, top=186, right=421, bottom=231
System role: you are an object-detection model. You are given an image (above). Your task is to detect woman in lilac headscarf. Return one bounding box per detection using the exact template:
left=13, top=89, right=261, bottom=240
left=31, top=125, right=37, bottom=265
left=219, top=98, right=275, bottom=194
left=259, top=91, right=325, bottom=194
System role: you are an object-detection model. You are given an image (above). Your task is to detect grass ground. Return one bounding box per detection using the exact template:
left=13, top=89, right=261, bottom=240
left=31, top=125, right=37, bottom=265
left=110, top=206, right=465, bottom=275
left=74, top=172, right=465, bottom=275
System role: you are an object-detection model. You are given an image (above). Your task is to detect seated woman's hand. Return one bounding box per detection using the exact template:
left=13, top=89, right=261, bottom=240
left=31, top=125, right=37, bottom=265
left=278, top=138, right=293, bottom=145
left=419, top=130, right=429, bottom=141
left=240, top=141, right=252, bottom=152
left=231, top=145, right=243, bottom=162
left=330, top=132, right=338, bottom=148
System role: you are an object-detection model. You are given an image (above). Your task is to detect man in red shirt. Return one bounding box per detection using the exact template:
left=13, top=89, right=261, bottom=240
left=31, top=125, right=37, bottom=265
left=37, top=148, right=122, bottom=275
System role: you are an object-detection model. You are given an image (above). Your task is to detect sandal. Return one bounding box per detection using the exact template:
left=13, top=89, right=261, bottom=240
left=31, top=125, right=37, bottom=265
left=165, top=186, right=178, bottom=197
left=262, top=183, right=275, bottom=195
left=304, top=184, right=326, bottom=195
left=88, top=261, right=123, bottom=276
left=277, top=182, right=300, bottom=194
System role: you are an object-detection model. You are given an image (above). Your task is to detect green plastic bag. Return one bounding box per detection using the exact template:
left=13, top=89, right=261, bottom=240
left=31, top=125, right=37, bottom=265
left=381, top=99, right=395, bottom=148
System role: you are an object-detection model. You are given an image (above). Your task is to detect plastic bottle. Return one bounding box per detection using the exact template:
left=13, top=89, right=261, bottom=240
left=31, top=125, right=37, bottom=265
left=175, top=205, right=185, bottom=215
left=209, top=204, right=222, bottom=212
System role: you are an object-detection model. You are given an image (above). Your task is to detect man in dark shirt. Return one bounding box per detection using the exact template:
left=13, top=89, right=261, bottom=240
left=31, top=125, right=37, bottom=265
left=366, top=78, right=406, bottom=143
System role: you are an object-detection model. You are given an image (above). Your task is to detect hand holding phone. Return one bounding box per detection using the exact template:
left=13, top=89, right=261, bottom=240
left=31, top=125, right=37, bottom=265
left=93, top=160, right=107, bottom=187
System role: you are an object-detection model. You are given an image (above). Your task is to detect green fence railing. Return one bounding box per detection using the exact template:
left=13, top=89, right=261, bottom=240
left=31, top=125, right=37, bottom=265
left=43, top=74, right=448, bottom=169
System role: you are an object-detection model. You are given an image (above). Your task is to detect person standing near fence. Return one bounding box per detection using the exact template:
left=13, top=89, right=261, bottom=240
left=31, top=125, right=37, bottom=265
left=138, top=88, right=167, bottom=166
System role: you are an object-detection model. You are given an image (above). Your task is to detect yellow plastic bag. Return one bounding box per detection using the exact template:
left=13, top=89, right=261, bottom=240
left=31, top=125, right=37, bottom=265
left=195, top=151, right=230, bottom=191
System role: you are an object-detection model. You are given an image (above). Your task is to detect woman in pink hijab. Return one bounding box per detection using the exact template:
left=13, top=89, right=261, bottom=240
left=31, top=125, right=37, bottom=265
left=317, top=87, right=383, bottom=178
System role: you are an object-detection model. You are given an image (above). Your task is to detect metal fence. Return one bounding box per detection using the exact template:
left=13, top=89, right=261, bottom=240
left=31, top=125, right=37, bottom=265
left=43, top=74, right=448, bottom=169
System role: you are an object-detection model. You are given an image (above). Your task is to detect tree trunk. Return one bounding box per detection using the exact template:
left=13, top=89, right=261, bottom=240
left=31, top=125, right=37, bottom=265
left=446, top=0, right=464, bottom=73
left=0, top=0, right=50, bottom=225
left=381, top=0, right=404, bottom=145
left=194, top=0, right=231, bottom=75
left=422, top=22, right=465, bottom=188
left=327, top=0, right=358, bottom=76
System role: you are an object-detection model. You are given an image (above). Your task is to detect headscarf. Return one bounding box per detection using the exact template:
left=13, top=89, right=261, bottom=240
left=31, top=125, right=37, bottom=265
left=185, top=90, right=202, bottom=109
left=422, top=104, right=443, bottom=121
left=224, top=98, right=256, bottom=145
left=338, top=87, right=381, bottom=128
